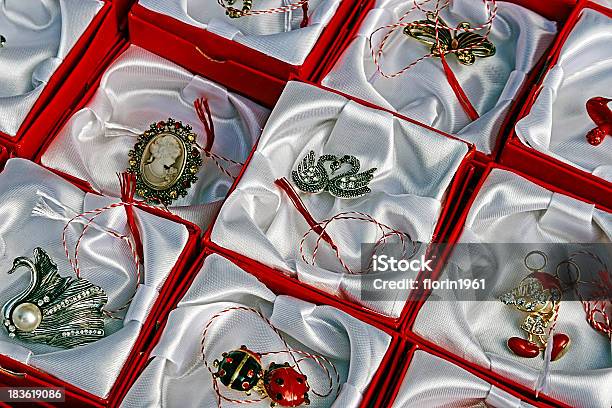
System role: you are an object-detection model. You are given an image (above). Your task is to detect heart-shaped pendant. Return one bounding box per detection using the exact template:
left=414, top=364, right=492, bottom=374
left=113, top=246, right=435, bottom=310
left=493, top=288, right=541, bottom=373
left=507, top=337, right=540, bottom=358
left=551, top=333, right=571, bottom=361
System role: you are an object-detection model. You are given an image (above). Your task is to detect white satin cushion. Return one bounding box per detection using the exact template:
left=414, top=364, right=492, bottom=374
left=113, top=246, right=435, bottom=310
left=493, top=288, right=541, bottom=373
left=0, top=0, right=104, bottom=136
left=322, top=0, right=557, bottom=154
left=392, top=351, right=535, bottom=408
left=412, top=168, right=612, bottom=408
left=210, top=81, right=469, bottom=318
left=137, top=0, right=342, bottom=65
left=515, top=8, right=612, bottom=182
left=40, top=45, right=269, bottom=229
left=0, top=158, right=190, bottom=398
left=120, top=253, right=391, bottom=408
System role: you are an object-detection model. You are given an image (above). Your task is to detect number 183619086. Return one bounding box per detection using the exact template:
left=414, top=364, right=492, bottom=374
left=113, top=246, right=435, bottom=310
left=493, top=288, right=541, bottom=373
left=0, top=387, right=65, bottom=402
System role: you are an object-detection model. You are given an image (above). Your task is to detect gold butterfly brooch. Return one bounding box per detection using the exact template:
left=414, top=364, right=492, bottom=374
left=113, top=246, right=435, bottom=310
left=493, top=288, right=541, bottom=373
left=404, top=12, right=496, bottom=65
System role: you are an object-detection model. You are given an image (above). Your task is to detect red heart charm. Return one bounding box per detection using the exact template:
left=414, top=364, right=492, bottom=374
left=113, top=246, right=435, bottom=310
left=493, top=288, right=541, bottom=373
left=551, top=333, right=571, bottom=361
left=507, top=337, right=540, bottom=358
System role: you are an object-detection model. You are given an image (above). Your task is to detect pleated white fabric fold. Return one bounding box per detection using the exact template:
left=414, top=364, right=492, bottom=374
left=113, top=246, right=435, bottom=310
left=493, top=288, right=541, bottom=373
left=412, top=169, right=612, bottom=408
left=0, top=159, right=190, bottom=398
left=137, top=0, right=341, bottom=65
left=120, top=254, right=391, bottom=408
left=392, top=351, right=535, bottom=408
left=322, top=0, right=557, bottom=153
left=211, top=81, right=469, bottom=317
left=41, top=45, right=269, bottom=229
left=0, top=0, right=104, bottom=136
left=515, top=9, right=612, bottom=182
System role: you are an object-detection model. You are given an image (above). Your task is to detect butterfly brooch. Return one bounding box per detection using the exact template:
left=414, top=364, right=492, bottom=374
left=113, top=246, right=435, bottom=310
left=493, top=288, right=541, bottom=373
left=292, top=151, right=376, bottom=199
left=224, top=0, right=254, bottom=18
left=403, top=12, right=496, bottom=65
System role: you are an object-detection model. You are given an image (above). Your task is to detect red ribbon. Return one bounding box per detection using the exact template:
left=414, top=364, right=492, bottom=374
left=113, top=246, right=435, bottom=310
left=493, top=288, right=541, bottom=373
left=275, top=177, right=339, bottom=252
left=440, top=55, right=480, bottom=120
left=120, top=172, right=145, bottom=262
left=194, top=97, right=215, bottom=152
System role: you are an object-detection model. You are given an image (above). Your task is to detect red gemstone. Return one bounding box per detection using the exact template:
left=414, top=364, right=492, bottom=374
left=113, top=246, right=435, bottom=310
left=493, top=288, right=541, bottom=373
left=174, top=122, right=182, bottom=129
left=551, top=333, right=571, bottom=361
left=242, top=381, right=250, bottom=390
left=247, top=369, right=254, bottom=378
left=191, top=148, right=199, bottom=157
left=507, top=337, right=540, bottom=358
left=157, top=121, right=165, bottom=129
left=218, top=369, right=226, bottom=377
left=225, top=357, right=233, bottom=363
left=587, top=128, right=605, bottom=146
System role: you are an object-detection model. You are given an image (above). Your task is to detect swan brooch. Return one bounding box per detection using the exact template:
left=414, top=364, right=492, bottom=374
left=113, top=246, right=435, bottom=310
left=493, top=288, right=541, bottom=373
left=2, top=248, right=107, bottom=348
left=292, top=151, right=376, bottom=199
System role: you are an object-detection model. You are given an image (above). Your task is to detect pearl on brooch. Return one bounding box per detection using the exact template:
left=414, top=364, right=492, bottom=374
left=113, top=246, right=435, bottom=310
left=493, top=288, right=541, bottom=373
left=12, top=302, right=42, bottom=332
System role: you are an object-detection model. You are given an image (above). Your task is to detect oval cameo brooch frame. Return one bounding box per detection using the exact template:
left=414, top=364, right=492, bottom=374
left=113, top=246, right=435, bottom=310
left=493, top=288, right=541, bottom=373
left=128, top=118, right=203, bottom=206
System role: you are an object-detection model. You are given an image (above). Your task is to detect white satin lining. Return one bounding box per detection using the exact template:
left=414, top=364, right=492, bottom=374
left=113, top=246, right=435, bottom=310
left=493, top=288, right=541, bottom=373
left=392, top=351, right=534, bottom=407
left=515, top=8, right=612, bottom=182
left=210, top=81, right=469, bottom=318
left=40, top=45, right=269, bottom=229
left=322, top=0, right=557, bottom=154
left=0, top=159, right=190, bottom=398
left=413, top=169, right=612, bottom=408
left=137, top=0, right=341, bottom=65
left=0, top=0, right=104, bottom=136
left=120, top=254, right=391, bottom=408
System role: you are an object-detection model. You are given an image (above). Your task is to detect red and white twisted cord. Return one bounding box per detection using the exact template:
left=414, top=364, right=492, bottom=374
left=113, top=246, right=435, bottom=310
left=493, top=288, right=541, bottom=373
left=194, top=97, right=244, bottom=180
left=300, top=211, right=418, bottom=275
left=61, top=191, right=165, bottom=318
left=567, top=250, right=612, bottom=338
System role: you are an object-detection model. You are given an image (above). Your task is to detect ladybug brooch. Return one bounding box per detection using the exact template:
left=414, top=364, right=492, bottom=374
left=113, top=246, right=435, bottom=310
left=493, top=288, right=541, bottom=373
left=213, top=345, right=311, bottom=407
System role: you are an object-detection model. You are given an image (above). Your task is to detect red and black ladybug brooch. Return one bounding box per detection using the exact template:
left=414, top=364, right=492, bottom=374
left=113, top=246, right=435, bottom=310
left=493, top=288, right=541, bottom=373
left=213, top=345, right=311, bottom=407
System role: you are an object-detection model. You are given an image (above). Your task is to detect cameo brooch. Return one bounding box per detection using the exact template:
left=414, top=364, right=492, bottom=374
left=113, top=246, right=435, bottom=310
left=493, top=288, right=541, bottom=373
left=128, top=118, right=203, bottom=206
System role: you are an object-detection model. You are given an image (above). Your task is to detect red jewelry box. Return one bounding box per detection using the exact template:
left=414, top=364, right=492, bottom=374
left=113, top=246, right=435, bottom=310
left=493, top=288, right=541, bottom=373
left=314, top=0, right=578, bottom=163
left=127, top=247, right=405, bottom=408
left=0, top=162, right=202, bottom=407
left=127, top=0, right=373, bottom=108
left=380, top=342, right=566, bottom=408
left=201, top=79, right=476, bottom=332
left=0, top=1, right=122, bottom=158
left=401, top=160, right=609, bottom=408
left=500, top=0, right=612, bottom=210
